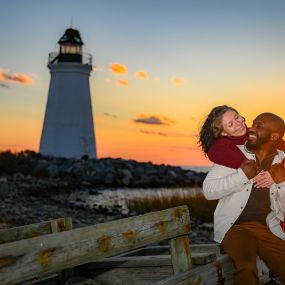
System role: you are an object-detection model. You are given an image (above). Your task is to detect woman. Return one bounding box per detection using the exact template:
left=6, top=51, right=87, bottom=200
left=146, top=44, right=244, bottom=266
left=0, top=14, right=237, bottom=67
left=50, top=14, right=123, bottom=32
left=198, top=105, right=285, bottom=230
left=199, top=105, right=285, bottom=168
left=199, top=105, right=248, bottom=168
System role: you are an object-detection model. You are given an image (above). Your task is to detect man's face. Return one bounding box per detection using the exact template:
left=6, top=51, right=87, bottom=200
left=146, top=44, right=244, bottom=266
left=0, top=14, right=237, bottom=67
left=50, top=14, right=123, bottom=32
left=246, top=115, right=272, bottom=150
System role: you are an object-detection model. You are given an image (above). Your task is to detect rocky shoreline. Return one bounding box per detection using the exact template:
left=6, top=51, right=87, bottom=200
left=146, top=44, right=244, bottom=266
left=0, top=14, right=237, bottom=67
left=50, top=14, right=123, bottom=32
left=0, top=150, right=206, bottom=188
left=0, top=151, right=213, bottom=243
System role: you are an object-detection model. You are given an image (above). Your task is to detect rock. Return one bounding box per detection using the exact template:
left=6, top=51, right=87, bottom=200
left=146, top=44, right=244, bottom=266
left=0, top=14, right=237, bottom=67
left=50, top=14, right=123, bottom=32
left=0, top=176, right=8, bottom=182
left=88, top=189, right=98, bottom=195
left=120, top=168, right=133, bottom=179
left=121, top=176, right=131, bottom=186
left=104, top=173, right=115, bottom=185
left=168, top=170, right=177, bottom=178
left=0, top=180, right=9, bottom=197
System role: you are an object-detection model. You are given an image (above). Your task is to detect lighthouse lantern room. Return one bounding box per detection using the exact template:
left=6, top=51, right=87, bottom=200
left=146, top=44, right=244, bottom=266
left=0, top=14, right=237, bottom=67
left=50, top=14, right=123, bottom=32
left=58, top=28, right=83, bottom=63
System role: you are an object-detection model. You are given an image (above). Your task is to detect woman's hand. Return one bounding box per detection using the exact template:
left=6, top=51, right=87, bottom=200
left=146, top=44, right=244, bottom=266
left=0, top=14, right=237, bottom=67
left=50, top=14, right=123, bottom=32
left=252, top=170, right=275, bottom=188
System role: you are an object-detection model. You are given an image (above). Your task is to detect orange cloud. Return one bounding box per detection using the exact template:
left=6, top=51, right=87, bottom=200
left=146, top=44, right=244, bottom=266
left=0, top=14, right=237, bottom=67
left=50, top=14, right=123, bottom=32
left=140, top=129, right=193, bottom=137
left=0, top=71, right=34, bottom=85
left=117, top=79, right=129, bottom=87
left=140, top=130, right=168, bottom=136
left=171, top=76, right=185, bottom=86
left=104, top=112, right=117, bottom=118
left=135, top=70, right=149, bottom=80
left=133, top=114, right=175, bottom=126
left=109, top=63, right=128, bottom=74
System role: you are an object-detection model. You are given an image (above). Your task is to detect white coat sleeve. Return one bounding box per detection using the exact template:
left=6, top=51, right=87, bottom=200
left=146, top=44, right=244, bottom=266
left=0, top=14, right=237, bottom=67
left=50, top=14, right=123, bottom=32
left=203, top=164, right=250, bottom=200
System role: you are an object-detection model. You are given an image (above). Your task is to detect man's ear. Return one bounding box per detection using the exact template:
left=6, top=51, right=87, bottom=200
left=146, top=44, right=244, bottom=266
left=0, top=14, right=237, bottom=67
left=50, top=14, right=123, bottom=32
left=271, top=132, right=280, bottom=141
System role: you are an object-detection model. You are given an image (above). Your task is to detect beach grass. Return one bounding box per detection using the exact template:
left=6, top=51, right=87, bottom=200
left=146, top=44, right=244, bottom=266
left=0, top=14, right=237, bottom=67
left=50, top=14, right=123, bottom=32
left=127, top=194, right=217, bottom=222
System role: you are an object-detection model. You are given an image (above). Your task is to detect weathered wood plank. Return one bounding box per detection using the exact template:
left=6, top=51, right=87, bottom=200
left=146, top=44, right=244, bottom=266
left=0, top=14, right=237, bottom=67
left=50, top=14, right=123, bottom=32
left=126, top=243, right=220, bottom=255
left=190, top=243, right=221, bottom=254
left=154, top=254, right=234, bottom=285
left=0, top=217, right=72, bottom=245
left=78, top=252, right=216, bottom=269
left=169, top=235, right=192, bottom=273
left=0, top=205, right=190, bottom=285
left=93, top=269, right=150, bottom=285
left=190, top=252, right=216, bottom=265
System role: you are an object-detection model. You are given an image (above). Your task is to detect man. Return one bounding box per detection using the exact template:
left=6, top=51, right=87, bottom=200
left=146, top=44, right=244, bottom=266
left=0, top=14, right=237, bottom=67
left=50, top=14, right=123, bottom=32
left=203, top=113, right=285, bottom=284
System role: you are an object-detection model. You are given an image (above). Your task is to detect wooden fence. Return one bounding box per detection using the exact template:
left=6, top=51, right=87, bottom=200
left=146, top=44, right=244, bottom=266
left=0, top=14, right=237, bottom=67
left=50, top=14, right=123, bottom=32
left=0, top=206, right=193, bottom=285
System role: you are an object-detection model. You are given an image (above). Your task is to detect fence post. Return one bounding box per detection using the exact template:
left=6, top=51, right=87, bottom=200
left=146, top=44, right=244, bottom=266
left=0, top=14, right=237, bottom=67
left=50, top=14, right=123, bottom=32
left=169, top=235, right=192, bottom=274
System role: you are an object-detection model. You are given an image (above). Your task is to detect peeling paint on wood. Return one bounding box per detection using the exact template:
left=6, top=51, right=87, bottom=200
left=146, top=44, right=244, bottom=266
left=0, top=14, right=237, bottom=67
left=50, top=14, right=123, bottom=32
left=38, top=250, right=51, bottom=267
left=57, top=220, right=67, bottom=232
left=174, top=207, right=186, bottom=220
left=98, top=235, right=112, bottom=252
left=155, top=221, right=169, bottom=233
left=183, top=237, right=190, bottom=256
left=122, top=229, right=135, bottom=242
left=0, top=257, right=15, bottom=268
left=183, top=223, right=191, bottom=233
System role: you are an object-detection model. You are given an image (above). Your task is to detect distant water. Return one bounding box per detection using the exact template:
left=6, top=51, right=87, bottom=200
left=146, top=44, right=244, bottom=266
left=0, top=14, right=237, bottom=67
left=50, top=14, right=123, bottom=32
left=181, top=165, right=211, bottom=173
left=69, top=165, right=211, bottom=213
left=70, top=187, right=203, bottom=214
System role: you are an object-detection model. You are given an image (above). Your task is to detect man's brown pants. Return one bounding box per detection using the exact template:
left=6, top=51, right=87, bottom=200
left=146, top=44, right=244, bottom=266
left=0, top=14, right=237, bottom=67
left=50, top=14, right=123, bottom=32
left=222, top=221, right=285, bottom=285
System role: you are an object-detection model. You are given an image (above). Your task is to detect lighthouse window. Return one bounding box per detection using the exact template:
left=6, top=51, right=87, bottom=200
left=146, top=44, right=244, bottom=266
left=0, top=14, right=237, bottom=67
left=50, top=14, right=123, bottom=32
left=61, top=45, right=81, bottom=54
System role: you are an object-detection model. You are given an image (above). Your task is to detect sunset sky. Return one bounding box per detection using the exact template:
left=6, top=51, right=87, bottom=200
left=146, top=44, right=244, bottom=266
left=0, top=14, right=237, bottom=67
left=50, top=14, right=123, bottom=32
left=1, top=0, right=285, bottom=167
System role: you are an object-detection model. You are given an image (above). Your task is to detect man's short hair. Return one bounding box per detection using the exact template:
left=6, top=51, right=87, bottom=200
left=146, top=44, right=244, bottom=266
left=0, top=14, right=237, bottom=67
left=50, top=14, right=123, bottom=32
left=259, top=112, right=285, bottom=137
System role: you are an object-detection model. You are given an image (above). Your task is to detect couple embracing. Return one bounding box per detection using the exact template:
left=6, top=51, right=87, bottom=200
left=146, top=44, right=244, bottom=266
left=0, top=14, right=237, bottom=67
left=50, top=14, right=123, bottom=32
left=199, top=106, right=285, bottom=284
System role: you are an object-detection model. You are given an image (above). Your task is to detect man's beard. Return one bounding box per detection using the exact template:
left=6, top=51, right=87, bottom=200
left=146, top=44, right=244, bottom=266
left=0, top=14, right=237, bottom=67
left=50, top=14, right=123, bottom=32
left=246, top=133, right=271, bottom=151
left=246, top=140, right=261, bottom=150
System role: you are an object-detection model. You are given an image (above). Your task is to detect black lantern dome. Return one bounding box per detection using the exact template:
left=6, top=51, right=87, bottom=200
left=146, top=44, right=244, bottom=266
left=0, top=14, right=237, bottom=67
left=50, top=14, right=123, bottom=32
left=57, top=28, right=84, bottom=63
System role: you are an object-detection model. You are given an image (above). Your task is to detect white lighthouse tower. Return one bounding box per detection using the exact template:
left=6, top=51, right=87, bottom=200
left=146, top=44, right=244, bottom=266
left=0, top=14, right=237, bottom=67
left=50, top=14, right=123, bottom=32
left=40, top=28, right=97, bottom=159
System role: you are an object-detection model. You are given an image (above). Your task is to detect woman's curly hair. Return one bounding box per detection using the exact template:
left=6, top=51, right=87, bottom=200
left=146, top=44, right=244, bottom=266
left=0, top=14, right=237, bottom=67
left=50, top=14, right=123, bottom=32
left=198, top=105, right=237, bottom=155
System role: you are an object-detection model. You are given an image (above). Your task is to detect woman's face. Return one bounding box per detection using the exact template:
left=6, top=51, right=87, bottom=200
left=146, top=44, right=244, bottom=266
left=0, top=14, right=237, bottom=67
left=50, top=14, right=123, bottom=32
left=221, top=110, right=247, bottom=137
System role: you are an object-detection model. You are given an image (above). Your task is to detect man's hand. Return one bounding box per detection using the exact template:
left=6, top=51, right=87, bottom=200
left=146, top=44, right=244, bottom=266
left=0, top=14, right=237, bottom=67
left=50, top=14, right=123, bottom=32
left=241, top=159, right=258, bottom=179
left=270, top=163, right=285, bottom=184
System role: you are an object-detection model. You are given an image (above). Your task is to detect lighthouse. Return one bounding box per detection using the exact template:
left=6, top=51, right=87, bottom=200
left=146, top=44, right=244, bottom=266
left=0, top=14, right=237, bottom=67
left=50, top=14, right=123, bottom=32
left=39, top=28, right=97, bottom=159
